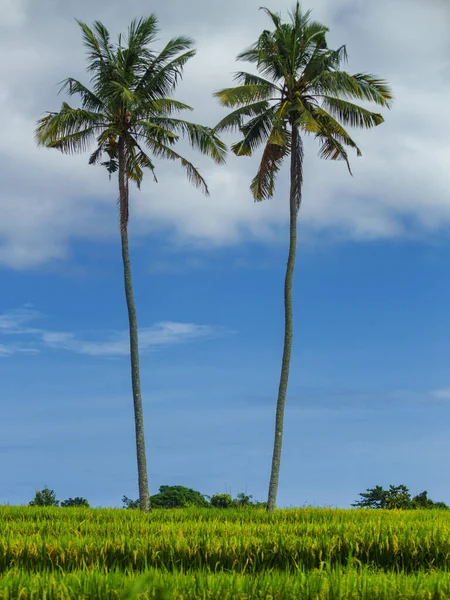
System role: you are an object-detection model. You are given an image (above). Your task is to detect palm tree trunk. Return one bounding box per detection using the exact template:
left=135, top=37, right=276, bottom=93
left=118, top=137, right=151, bottom=513
left=266, top=126, right=300, bottom=512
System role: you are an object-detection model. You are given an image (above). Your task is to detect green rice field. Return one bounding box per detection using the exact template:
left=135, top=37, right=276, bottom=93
left=1, top=506, right=450, bottom=599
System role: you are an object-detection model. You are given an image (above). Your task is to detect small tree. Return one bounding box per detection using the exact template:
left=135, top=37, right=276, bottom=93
left=233, top=492, right=253, bottom=508
left=210, top=493, right=233, bottom=508
left=384, top=485, right=411, bottom=509
left=122, top=495, right=140, bottom=510
left=61, top=497, right=90, bottom=508
left=411, top=491, right=449, bottom=510
left=29, top=488, right=59, bottom=507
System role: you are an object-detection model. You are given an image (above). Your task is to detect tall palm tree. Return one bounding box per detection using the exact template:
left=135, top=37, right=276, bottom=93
left=36, top=17, right=226, bottom=512
left=214, top=3, right=393, bottom=511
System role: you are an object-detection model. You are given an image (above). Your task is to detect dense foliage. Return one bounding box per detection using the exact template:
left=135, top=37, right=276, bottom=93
left=60, top=497, right=90, bottom=508
left=122, top=487, right=264, bottom=509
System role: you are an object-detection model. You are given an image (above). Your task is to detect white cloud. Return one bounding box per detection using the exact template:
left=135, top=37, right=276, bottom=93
left=40, top=322, right=227, bottom=356
left=0, top=307, right=228, bottom=357
left=0, top=0, right=449, bottom=268
left=0, top=344, right=38, bottom=357
left=0, top=306, right=39, bottom=331
left=430, top=389, right=450, bottom=400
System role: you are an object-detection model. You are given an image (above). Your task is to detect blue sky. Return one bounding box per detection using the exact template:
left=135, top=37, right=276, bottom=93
left=3, top=235, right=450, bottom=508
left=1, top=0, right=450, bottom=508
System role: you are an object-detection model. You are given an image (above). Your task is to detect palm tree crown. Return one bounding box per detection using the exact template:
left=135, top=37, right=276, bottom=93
left=214, top=2, right=393, bottom=208
left=36, top=16, right=226, bottom=230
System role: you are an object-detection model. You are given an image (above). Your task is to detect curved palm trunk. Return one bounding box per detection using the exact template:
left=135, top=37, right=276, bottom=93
left=267, top=126, right=301, bottom=512
left=118, top=137, right=151, bottom=513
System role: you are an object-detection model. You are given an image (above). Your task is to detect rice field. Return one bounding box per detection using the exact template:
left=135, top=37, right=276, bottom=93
left=1, top=506, right=450, bottom=598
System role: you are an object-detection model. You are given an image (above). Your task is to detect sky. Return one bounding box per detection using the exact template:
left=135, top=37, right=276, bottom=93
left=1, top=0, right=450, bottom=509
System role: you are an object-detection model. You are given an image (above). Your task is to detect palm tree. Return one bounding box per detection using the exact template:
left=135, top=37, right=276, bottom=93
left=214, top=3, right=393, bottom=511
left=36, top=17, right=226, bottom=512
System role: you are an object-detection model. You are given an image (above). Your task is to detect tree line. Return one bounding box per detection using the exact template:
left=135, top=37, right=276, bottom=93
left=25, top=486, right=264, bottom=509
left=22, top=484, right=448, bottom=510
left=352, top=485, right=449, bottom=510
left=35, top=3, right=393, bottom=512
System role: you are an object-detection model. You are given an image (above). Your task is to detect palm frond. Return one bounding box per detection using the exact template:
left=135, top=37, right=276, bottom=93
left=352, top=73, right=394, bottom=107
left=236, top=43, right=261, bottom=66
left=147, top=118, right=227, bottom=164
left=236, top=28, right=286, bottom=83
left=147, top=139, right=209, bottom=194
left=308, top=105, right=362, bottom=155
left=119, top=17, right=159, bottom=82
left=143, top=98, right=193, bottom=117
left=254, top=30, right=285, bottom=81
left=45, top=129, right=96, bottom=154
left=302, top=44, right=347, bottom=81
left=317, top=135, right=353, bottom=174
left=213, top=101, right=271, bottom=133
left=321, top=97, right=384, bottom=129
left=214, top=84, right=275, bottom=108
left=75, top=20, right=118, bottom=96
left=104, top=80, right=138, bottom=107
left=259, top=6, right=282, bottom=28
left=233, top=71, right=282, bottom=93
left=59, top=78, right=105, bottom=111
left=250, top=123, right=290, bottom=201
left=35, top=103, right=105, bottom=149
left=126, top=16, right=158, bottom=51
left=89, top=144, right=104, bottom=165
left=310, top=71, right=393, bottom=107
left=135, top=48, right=196, bottom=100
left=92, top=21, right=115, bottom=60
left=152, top=36, right=195, bottom=67
left=230, top=107, right=276, bottom=156
left=126, top=137, right=158, bottom=188
left=76, top=20, right=112, bottom=71
left=135, top=120, right=180, bottom=144
left=301, top=20, right=328, bottom=50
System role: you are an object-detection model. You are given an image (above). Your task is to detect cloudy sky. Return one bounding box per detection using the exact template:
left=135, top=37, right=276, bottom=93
left=1, top=0, right=450, bottom=508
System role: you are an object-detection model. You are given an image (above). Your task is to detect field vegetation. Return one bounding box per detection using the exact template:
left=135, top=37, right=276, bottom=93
left=1, top=506, right=450, bottom=599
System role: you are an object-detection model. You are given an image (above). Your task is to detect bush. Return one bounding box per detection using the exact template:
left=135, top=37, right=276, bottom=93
left=210, top=493, right=233, bottom=508
left=61, top=497, right=90, bottom=508
left=151, top=485, right=209, bottom=508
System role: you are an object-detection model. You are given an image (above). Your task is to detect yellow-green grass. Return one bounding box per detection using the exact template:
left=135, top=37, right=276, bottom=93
left=1, top=506, right=450, bottom=573
left=2, top=567, right=450, bottom=599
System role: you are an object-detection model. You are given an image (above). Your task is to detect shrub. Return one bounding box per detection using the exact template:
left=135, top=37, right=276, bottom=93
left=210, top=493, right=233, bottom=508
left=151, top=486, right=209, bottom=508
left=61, top=497, right=90, bottom=508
